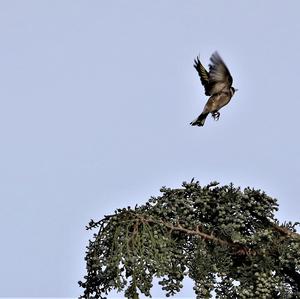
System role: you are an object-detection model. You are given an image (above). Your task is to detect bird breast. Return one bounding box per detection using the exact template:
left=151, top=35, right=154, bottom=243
left=210, top=92, right=232, bottom=111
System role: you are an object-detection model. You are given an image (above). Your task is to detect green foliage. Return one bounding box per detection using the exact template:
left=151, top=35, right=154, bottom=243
left=78, top=180, right=300, bottom=299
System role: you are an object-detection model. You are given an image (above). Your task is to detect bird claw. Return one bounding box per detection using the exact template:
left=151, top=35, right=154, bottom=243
left=212, top=112, right=220, bottom=121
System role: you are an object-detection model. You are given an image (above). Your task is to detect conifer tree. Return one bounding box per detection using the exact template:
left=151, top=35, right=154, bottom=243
left=79, top=180, right=300, bottom=299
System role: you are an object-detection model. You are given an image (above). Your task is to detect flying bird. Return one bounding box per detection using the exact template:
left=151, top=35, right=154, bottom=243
left=190, top=51, right=237, bottom=126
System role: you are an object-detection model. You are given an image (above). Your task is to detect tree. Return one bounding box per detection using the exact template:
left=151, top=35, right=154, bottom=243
left=78, top=180, right=300, bottom=299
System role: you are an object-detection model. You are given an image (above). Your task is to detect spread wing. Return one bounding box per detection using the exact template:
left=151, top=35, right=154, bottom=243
left=208, top=52, right=233, bottom=95
left=194, top=56, right=211, bottom=96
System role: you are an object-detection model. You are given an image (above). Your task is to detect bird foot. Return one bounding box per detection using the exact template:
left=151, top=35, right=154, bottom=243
left=212, top=111, right=220, bottom=121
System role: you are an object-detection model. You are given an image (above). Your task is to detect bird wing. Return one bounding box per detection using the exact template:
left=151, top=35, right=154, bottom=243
left=194, top=56, right=211, bottom=96
left=208, top=52, right=233, bottom=95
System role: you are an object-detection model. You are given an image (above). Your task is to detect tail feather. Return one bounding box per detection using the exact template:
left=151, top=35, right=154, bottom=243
left=190, top=113, right=208, bottom=127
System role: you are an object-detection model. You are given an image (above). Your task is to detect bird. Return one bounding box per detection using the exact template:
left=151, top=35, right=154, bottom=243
left=190, top=51, right=237, bottom=127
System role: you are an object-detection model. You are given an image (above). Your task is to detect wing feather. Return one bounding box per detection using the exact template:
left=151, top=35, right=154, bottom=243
left=208, top=52, right=233, bottom=95
left=194, top=56, right=211, bottom=96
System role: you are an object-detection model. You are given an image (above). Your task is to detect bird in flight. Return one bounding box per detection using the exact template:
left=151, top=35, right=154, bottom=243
left=190, top=51, right=237, bottom=127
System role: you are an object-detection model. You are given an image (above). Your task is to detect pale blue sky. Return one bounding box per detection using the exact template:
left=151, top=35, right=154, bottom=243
left=0, top=0, right=299, bottom=297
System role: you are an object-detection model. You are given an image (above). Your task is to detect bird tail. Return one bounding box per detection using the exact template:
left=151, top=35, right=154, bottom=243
left=190, top=113, right=208, bottom=126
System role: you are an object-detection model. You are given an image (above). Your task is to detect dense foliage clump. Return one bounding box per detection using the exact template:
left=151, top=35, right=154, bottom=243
left=79, top=180, right=300, bottom=299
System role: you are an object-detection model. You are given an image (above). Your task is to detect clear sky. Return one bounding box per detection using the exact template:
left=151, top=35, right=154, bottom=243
left=0, top=0, right=299, bottom=297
